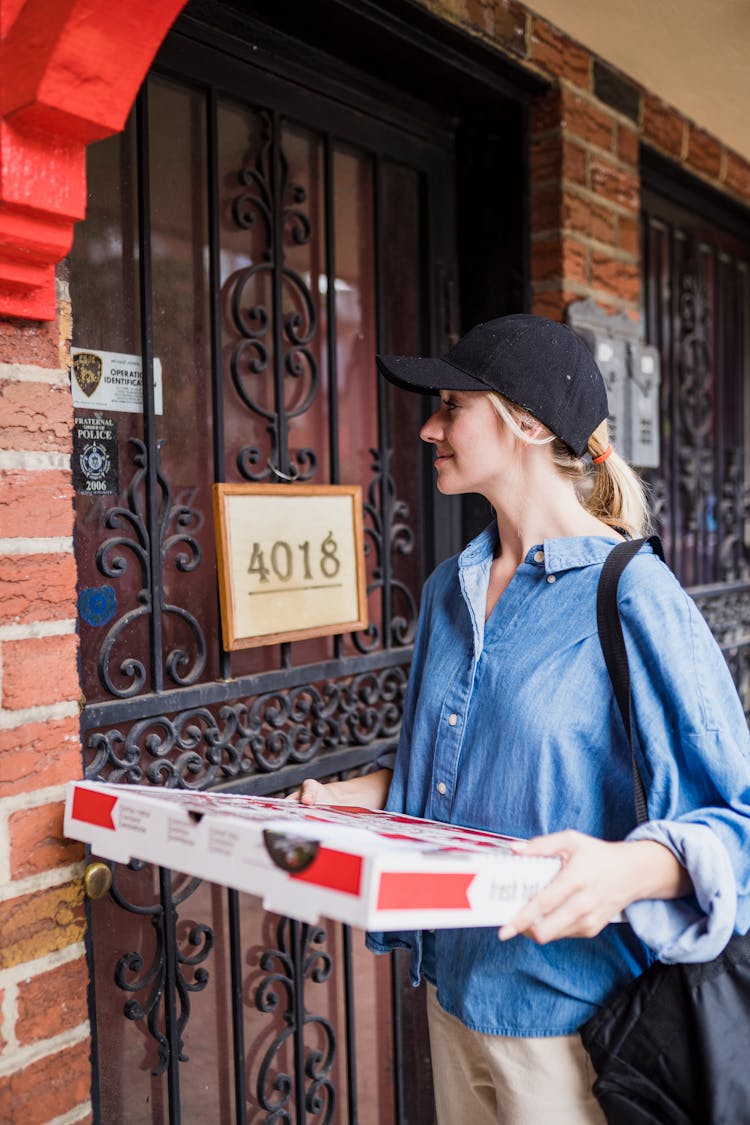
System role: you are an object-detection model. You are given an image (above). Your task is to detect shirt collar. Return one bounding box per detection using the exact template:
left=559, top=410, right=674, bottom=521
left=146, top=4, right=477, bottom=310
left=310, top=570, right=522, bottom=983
left=458, top=523, right=633, bottom=575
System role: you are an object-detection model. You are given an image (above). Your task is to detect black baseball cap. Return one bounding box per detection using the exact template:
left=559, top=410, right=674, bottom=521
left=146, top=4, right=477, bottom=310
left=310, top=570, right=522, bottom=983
left=376, top=313, right=609, bottom=457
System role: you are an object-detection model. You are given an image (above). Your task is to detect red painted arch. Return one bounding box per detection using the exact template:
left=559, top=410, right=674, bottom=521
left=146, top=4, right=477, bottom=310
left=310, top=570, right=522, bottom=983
left=0, top=0, right=188, bottom=319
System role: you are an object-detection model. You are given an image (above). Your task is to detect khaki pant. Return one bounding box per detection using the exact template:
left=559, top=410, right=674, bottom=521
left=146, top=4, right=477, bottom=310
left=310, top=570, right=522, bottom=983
left=426, top=984, right=606, bottom=1125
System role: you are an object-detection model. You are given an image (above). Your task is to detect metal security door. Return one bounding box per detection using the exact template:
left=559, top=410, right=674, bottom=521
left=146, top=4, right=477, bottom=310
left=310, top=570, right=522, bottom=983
left=70, top=18, right=455, bottom=1123
left=642, top=169, right=750, bottom=709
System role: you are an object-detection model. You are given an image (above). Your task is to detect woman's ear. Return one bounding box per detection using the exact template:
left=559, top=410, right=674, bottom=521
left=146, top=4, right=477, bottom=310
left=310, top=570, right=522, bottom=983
left=519, top=415, right=548, bottom=443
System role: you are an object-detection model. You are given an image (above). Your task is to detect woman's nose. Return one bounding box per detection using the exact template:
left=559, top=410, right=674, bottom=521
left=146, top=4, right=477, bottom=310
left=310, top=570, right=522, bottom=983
left=420, top=410, right=442, bottom=444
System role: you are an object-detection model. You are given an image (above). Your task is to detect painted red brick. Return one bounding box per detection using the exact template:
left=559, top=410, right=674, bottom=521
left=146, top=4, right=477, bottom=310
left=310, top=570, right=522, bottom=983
left=686, top=125, right=722, bottom=180
left=0, top=717, right=82, bottom=797
left=0, top=379, right=73, bottom=453
left=530, top=18, right=590, bottom=88
left=0, top=1038, right=90, bottom=1124
left=0, top=553, right=77, bottom=626
left=2, top=634, right=80, bottom=710
left=642, top=94, right=684, bottom=158
left=10, top=802, right=84, bottom=879
left=589, top=157, right=639, bottom=212
left=0, top=469, right=75, bottom=538
left=0, top=882, right=85, bottom=970
left=16, top=957, right=89, bottom=1044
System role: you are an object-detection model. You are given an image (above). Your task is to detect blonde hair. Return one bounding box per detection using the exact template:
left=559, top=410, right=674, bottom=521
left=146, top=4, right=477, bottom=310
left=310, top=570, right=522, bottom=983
left=487, top=391, right=651, bottom=537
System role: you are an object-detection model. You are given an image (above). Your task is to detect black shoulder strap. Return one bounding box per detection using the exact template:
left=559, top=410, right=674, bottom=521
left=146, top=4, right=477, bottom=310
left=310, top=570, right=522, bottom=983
left=596, top=535, right=665, bottom=825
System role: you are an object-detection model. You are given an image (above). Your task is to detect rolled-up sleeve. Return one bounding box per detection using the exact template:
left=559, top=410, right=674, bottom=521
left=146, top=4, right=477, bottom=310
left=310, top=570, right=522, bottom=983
left=619, top=558, right=750, bottom=962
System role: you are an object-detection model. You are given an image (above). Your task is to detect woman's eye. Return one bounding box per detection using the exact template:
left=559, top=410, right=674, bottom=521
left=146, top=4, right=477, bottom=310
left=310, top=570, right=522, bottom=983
left=442, top=400, right=457, bottom=411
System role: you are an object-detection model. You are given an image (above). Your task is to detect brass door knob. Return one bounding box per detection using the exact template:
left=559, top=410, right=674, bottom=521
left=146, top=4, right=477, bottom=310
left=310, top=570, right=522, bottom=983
left=84, top=861, right=112, bottom=900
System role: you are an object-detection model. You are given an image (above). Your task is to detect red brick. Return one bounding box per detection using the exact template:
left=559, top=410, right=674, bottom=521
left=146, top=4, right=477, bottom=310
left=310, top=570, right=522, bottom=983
left=465, top=0, right=526, bottom=54
left=617, top=125, right=639, bottom=168
left=0, top=882, right=86, bottom=970
left=642, top=94, right=684, bottom=158
left=589, top=157, right=639, bottom=211
left=0, top=554, right=77, bottom=626
left=530, top=18, right=591, bottom=88
left=591, top=253, right=640, bottom=304
left=530, top=185, right=561, bottom=234
left=686, top=125, right=722, bottom=180
left=530, top=136, right=587, bottom=187
left=10, top=802, right=84, bottom=879
left=618, top=214, right=640, bottom=257
left=2, top=634, right=80, bottom=710
left=0, top=380, right=73, bottom=453
left=0, top=717, right=82, bottom=797
left=562, top=194, right=617, bottom=245
left=0, top=318, right=63, bottom=369
left=0, top=1039, right=90, bottom=1124
left=16, top=957, right=89, bottom=1044
left=530, top=288, right=580, bottom=321
left=531, top=87, right=562, bottom=135
left=560, top=87, right=614, bottom=152
left=0, top=469, right=75, bottom=538
left=531, top=238, right=588, bottom=286
left=724, top=151, right=750, bottom=200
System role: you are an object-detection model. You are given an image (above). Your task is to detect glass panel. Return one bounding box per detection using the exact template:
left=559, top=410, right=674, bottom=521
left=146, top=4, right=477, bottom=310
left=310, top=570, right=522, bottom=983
left=148, top=76, right=217, bottom=687
left=70, top=120, right=147, bottom=705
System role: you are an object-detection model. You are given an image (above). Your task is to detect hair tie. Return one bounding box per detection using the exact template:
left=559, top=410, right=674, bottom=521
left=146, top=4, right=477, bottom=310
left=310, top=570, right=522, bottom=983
left=592, top=445, right=613, bottom=465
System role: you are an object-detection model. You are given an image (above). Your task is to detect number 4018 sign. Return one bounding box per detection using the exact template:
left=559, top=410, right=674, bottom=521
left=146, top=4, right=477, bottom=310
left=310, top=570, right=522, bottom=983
left=212, top=484, right=368, bottom=650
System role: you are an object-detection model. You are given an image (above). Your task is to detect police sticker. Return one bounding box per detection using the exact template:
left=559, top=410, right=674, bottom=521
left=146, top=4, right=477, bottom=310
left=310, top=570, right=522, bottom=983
left=72, top=416, right=119, bottom=495
left=72, top=352, right=103, bottom=398
left=78, top=585, right=117, bottom=627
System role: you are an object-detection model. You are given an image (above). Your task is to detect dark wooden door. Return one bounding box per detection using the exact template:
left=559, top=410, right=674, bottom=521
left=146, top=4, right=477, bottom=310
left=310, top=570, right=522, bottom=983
left=70, top=15, right=456, bottom=1123
left=642, top=164, right=750, bottom=709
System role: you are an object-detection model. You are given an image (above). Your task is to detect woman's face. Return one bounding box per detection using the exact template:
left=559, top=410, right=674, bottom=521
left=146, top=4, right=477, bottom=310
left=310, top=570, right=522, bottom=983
left=419, top=391, right=516, bottom=497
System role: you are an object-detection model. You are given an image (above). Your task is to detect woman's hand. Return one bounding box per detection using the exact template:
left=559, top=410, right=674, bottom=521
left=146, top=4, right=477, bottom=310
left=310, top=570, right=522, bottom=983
left=286, top=768, right=393, bottom=810
left=498, top=831, right=692, bottom=944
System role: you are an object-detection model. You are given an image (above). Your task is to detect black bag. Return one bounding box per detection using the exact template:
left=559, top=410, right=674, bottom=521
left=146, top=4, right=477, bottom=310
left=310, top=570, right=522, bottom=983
left=579, top=536, right=750, bottom=1125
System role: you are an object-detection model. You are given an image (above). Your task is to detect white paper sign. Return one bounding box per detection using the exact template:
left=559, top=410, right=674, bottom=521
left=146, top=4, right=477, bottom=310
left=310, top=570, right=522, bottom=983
left=71, top=348, right=163, bottom=414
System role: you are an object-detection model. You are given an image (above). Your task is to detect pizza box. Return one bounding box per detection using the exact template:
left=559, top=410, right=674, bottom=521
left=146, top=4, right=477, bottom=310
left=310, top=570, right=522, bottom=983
left=64, top=781, right=560, bottom=930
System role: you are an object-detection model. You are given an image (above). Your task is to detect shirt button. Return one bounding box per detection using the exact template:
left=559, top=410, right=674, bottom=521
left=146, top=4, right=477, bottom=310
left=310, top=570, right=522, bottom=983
left=448, top=713, right=458, bottom=726
left=437, top=782, right=447, bottom=795
left=533, top=550, right=544, bottom=564
left=546, top=574, right=557, bottom=584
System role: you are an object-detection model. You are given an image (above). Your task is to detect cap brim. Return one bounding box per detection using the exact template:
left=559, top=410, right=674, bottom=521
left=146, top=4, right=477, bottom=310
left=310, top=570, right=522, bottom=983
left=376, top=354, right=488, bottom=395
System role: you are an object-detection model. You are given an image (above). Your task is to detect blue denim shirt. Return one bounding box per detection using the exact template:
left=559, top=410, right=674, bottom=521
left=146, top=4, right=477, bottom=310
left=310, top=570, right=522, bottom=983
left=367, top=526, right=750, bottom=1035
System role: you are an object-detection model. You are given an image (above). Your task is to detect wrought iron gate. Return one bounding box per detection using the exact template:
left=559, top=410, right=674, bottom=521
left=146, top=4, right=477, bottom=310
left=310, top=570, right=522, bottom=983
left=642, top=168, right=750, bottom=710
left=71, top=18, right=454, bottom=1123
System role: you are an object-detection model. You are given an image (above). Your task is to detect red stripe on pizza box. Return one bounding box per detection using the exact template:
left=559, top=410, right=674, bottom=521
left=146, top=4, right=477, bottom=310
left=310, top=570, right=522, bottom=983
left=291, top=847, right=363, bottom=896
left=376, top=872, right=474, bottom=911
left=71, top=786, right=117, bottom=830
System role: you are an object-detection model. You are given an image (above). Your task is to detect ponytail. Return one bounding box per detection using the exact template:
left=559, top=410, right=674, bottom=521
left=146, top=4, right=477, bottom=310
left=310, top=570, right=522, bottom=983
left=487, top=393, right=651, bottom=537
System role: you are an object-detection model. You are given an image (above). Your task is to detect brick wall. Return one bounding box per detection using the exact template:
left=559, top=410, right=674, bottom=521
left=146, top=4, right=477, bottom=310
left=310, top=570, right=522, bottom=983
left=0, top=275, right=91, bottom=1124
left=420, top=0, right=750, bottom=315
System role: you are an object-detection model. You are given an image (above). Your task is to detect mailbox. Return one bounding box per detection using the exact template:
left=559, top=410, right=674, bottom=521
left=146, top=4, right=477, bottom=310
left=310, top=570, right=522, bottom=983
left=566, top=299, right=661, bottom=469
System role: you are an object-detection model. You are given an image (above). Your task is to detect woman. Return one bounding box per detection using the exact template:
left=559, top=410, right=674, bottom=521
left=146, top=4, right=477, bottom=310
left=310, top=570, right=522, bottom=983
left=292, top=314, right=750, bottom=1123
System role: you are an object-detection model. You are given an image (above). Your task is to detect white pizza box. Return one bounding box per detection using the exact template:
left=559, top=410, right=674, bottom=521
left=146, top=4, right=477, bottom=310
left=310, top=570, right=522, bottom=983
left=64, top=780, right=560, bottom=930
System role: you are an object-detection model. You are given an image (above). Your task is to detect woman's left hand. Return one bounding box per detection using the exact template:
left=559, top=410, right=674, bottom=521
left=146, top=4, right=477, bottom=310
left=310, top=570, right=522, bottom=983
left=498, top=831, right=691, bottom=944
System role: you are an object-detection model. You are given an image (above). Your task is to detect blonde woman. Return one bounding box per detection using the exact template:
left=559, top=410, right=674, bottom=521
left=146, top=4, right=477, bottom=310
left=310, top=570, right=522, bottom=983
left=293, top=315, right=750, bottom=1124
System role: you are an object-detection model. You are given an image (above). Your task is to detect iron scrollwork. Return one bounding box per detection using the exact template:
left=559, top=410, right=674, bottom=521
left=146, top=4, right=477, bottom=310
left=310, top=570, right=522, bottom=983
left=96, top=438, right=206, bottom=697
left=84, top=666, right=408, bottom=785
left=354, top=447, right=418, bottom=652
left=109, top=862, right=212, bottom=1076
left=229, top=109, right=318, bottom=483
left=254, top=918, right=336, bottom=1122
